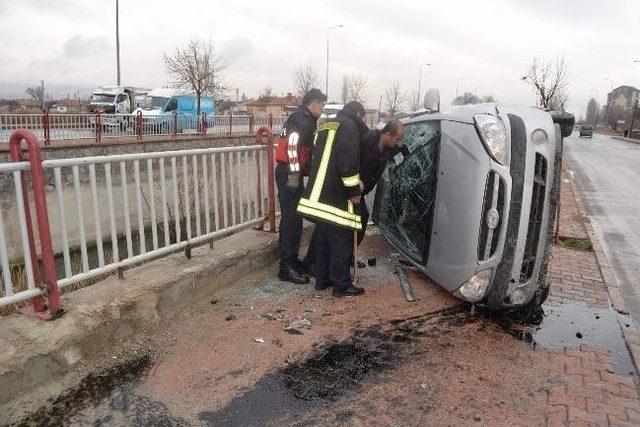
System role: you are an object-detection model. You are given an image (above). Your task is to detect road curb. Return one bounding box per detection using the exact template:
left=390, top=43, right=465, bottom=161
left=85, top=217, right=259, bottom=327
left=564, top=165, right=640, bottom=374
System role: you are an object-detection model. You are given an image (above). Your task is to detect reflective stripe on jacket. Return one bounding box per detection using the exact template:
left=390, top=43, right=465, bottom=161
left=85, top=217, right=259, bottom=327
left=297, top=109, right=364, bottom=230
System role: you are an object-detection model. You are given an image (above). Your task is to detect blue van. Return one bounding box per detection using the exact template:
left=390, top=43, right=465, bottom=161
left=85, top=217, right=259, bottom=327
left=134, top=88, right=215, bottom=133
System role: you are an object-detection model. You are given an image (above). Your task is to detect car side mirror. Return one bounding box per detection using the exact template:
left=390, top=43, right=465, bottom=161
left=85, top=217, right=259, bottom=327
left=423, top=89, right=440, bottom=113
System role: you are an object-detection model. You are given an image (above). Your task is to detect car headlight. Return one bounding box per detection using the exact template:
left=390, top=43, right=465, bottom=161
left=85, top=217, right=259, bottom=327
left=474, top=114, right=508, bottom=165
left=453, top=269, right=492, bottom=303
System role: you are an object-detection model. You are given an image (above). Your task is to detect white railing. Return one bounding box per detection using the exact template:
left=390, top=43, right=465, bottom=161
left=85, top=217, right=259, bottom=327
left=0, top=113, right=286, bottom=144
left=0, top=140, right=276, bottom=307
left=41, top=145, right=271, bottom=290
left=0, top=162, right=45, bottom=306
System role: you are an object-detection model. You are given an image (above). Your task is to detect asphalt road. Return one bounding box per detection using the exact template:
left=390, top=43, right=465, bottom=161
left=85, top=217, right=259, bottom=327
left=564, top=132, right=640, bottom=325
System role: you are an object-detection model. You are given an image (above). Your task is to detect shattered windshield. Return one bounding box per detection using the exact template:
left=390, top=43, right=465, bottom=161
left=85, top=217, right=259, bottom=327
left=91, top=94, right=115, bottom=103
left=373, top=121, right=440, bottom=264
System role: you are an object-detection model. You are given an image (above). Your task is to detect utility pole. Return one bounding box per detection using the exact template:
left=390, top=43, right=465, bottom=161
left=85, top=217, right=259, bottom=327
left=325, top=24, right=343, bottom=100
left=629, top=100, right=638, bottom=138
left=115, top=0, right=121, bottom=86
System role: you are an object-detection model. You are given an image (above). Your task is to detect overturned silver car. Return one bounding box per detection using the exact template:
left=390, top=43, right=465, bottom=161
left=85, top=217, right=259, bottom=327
left=373, top=91, right=574, bottom=309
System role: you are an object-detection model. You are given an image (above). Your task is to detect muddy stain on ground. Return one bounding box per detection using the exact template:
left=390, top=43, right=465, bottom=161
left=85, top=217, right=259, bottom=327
left=14, top=355, right=188, bottom=427
left=199, top=306, right=468, bottom=426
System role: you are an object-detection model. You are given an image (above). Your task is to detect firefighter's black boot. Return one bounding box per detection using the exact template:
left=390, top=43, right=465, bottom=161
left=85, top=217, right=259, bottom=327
left=278, top=267, right=310, bottom=285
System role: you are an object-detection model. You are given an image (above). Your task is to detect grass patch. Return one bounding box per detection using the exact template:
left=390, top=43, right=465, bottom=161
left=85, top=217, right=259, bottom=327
left=560, top=237, right=593, bottom=252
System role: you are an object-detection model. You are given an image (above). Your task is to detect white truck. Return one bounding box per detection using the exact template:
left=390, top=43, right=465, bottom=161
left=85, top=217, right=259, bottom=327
left=89, top=86, right=137, bottom=131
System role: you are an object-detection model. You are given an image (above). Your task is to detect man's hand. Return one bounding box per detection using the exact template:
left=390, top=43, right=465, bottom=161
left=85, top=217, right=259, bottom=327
left=350, top=195, right=361, bottom=204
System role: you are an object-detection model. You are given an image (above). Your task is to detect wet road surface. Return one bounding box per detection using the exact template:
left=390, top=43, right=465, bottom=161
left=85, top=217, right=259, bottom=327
left=564, top=133, right=640, bottom=326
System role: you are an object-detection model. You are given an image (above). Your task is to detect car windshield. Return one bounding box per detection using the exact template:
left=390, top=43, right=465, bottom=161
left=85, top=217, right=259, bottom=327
left=373, top=121, right=440, bottom=264
left=581, top=125, right=592, bottom=130
left=91, top=94, right=115, bottom=103
left=141, top=96, right=169, bottom=110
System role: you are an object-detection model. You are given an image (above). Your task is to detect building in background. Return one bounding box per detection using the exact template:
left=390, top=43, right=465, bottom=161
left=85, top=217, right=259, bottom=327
left=605, top=86, right=640, bottom=131
left=246, top=94, right=298, bottom=117
left=607, top=86, right=640, bottom=110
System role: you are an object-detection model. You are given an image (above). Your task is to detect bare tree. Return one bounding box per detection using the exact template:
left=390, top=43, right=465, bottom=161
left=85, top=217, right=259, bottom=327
left=164, top=38, right=227, bottom=115
left=481, top=95, right=497, bottom=103
left=522, top=57, right=569, bottom=111
left=347, top=72, right=368, bottom=104
left=259, top=86, right=274, bottom=101
left=293, top=62, right=320, bottom=96
left=407, top=89, right=421, bottom=111
left=384, top=81, right=407, bottom=118
left=25, top=82, right=45, bottom=110
left=452, top=92, right=480, bottom=105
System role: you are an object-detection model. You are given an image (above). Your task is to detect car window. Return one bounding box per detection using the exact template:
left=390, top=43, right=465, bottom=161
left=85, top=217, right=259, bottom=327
left=373, top=121, right=440, bottom=264
left=166, top=98, right=178, bottom=112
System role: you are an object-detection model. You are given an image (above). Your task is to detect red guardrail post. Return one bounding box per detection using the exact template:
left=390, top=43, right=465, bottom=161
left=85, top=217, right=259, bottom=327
left=43, top=110, right=51, bottom=146
left=229, top=112, right=233, bottom=136
left=172, top=111, right=178, bottom=138
left=136, top=111, right=143, bottom=141
left=95, top=111, right=102, bottom=143
left=268, top=113, right=273, bottom=129
left=9, top=129, right=62, bottom=319
left=255, top=126, right=276, bottom=232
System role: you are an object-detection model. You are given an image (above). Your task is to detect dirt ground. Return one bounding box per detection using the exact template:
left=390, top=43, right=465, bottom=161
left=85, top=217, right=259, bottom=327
left=16, top=222, right=639, bottom=427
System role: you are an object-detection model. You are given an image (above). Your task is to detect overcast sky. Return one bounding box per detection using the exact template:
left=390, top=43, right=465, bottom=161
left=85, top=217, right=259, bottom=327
left=1, top=0, right=639, bottom=117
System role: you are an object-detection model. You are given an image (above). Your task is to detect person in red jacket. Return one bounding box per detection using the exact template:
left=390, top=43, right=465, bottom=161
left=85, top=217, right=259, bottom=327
left=275, top=89, right=327, bottom=284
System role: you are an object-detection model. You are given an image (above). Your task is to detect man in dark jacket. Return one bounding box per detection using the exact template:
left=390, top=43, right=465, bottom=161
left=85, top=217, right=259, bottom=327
left=297, top=101, right=366, bottom=297
left=357, top=119, right=405, bottom=242
left=276, top=89, right=327, bottom=284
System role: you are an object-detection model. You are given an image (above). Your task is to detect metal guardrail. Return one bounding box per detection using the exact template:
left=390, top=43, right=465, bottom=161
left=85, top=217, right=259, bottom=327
left=0, top=113, right=286, bottom=145
left=0, top=128, right=277, bottom=318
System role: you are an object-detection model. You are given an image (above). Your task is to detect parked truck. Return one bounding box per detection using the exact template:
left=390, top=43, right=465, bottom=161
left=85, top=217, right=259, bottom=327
left=89, top=86, right=137, bottom=131
left=132, top=88, right=215, bottom=134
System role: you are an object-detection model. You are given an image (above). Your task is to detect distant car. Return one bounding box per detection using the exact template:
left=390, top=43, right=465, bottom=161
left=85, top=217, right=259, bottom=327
left=373, top=92, right=574, bottom=310
left=318, top=103, right=344, bottom=124
left=579, top=125, right=593, bottom=138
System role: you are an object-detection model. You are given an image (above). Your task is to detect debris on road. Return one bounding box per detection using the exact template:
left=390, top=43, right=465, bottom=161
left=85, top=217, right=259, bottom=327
left=254, top=338, right=265, bottom=343
left=225, top=314, right=236, bottom=321
left=296, top=318, right=312, bottom=328
left=395, top=264, right=416, bottom=302
left=285, top=326, right=304, bottom=335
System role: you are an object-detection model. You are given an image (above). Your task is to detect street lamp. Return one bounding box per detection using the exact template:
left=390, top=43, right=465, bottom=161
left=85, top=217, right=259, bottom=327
left=417, top=63, right=432, bottom=100
left=325, top=24, right=343, bottom=99
left=115, top=0, right=121, bottom=86
left=604, top=78, right=614, bottom=92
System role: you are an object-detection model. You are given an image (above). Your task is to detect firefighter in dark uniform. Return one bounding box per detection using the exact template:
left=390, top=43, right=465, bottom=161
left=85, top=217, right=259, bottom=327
left=302, top=119, right=406, bottom=271
left=275, top=89, right=327, bottom=285
left=297, top=101, right=367, bottom=297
